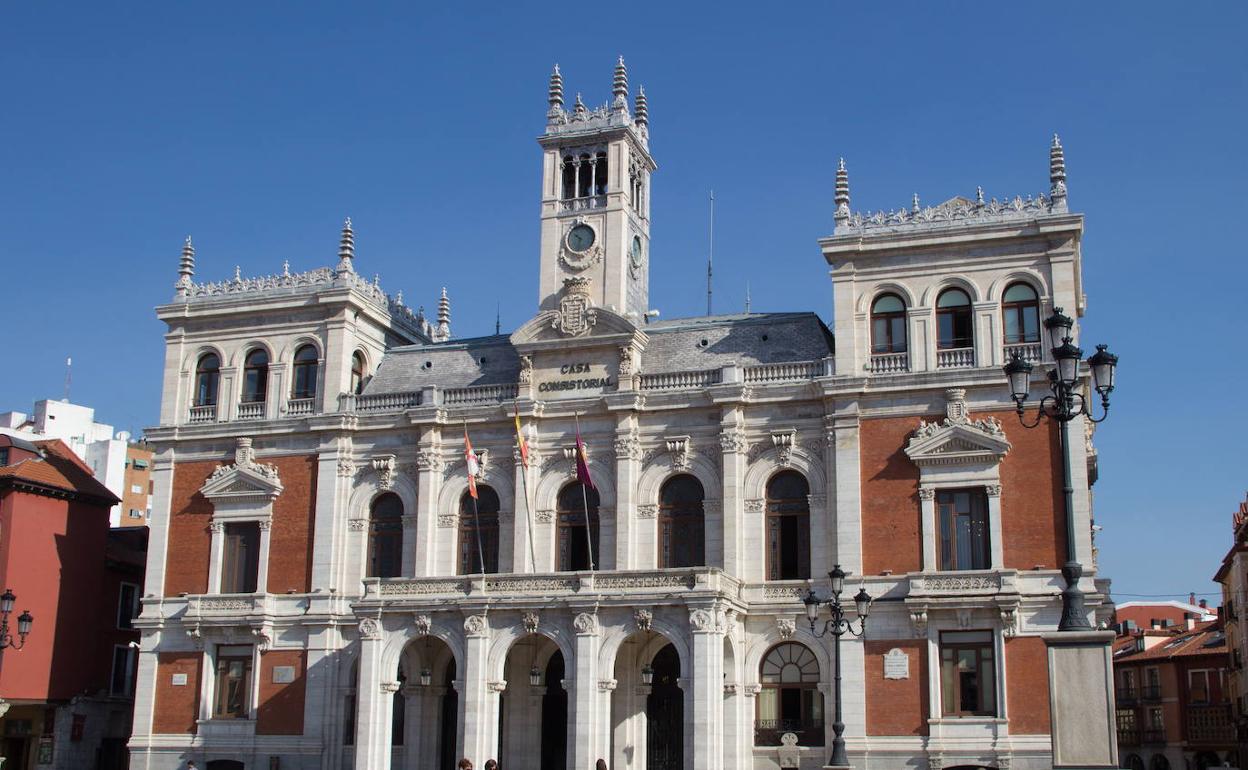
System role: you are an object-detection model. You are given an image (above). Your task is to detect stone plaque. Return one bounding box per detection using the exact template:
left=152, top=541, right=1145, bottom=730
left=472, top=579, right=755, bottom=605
left=534, top=360, right=615, bottom=399
left=883, top=648, right=909, bottom=680
left=272, top=665, right=296, bottom=684
left=171, top=673, right=188, bottom=686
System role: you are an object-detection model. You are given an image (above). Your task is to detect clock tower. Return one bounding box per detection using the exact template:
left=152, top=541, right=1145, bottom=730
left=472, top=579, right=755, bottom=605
left=537, top=58, right=656, bottom=322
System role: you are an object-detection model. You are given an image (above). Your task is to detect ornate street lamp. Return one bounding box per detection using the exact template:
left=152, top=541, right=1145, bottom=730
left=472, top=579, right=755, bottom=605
left=803, top=565, right=872, bottom=769
left=1003, top=308, right=1118, bottom=632
left=640, top=663, right=654, bottom=686
left=0, top=589, right=33, bottom=650
left=529, top=665, right=542, bottom=687
left=418, top=667, right=432, bottom=687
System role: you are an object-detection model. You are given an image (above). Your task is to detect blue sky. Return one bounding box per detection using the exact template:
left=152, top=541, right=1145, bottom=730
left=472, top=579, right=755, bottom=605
left=2, top=3, right=1244, bottom=601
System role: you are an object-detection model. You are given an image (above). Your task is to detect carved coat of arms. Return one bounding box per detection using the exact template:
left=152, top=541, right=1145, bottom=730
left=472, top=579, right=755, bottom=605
left=553, top=277, right=598, bottom=337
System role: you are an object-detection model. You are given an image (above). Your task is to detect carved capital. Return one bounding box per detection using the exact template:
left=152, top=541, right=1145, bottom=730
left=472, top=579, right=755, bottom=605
left=918, top=487, right=936, bottom=501
left=416, top=449, right=445, bottom=474
left=744, top=498, right=765, bottom=513
left=487, top=680, right=507, bottom=693
left=910, top=609, right=928, bottom=639
left=348, top=518, right=368, bottom=531
left=598, top=678, right=618, bottom=692
left=358, top=617, right=382, bottom=640
left=743, top=683, right=762, bottom=697
left=985, top=483, right=1002, bottom=497
left=636, top=503, right=658, bottom=519
left=719, top=429, right=748, bottom=454
left=535, top=509, right=554, bottom=524
left=688, top=608, right=717, bottom=633
left=380, top=681, right=400, bottom=694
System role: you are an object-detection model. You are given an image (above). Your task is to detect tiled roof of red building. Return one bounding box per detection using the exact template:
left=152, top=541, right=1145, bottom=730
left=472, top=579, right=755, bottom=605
left=0, top=439, right=120, bottom=504
left=1113, top=620, right=1226, bottom=663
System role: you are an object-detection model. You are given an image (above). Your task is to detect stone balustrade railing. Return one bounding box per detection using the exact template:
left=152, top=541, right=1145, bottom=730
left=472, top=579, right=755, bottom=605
left=742, top=360, right=825, bottom=383
left=935, top=347, right=975, bottom=369
left=443, top=383, right=521, bottom=406
left=867, top=352, right=909, bottom=374
left=286, top=397, right=316, bottom=416
left=638, top=368, right=723, bottom=391
left=188, top=405, right=218, bottom=424
left=236, top=402, right=264, bottom=421
left=1004, top=342, right=1043, bottom=363
left=360, top=567, right=742, bottom=602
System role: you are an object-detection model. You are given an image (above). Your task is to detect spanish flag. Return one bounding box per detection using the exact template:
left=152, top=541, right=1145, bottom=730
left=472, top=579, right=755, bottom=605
left=513, top=402, right=529, bottom=468
left=464, top=428, right=479, bottom=499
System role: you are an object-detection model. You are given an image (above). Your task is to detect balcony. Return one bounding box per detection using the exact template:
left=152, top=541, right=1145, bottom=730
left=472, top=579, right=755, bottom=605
left=443, top=383, right=520, bottom=406
left=286, top=397, right=315, bottom=416
left=743, top=360, right=826, bottom=384
left=236, top=402, right=265, bottom=421
left=559, top=195, right=607, bottom=213
left=1141, top=728, right=1166, bottom=744
left=188, top=404, right=217, bottom=424
left=1117, top=727, right=1140, bottom=746
left=936, top=347, right=975, bottom=369
left=1188, top=704, right=1234, bottom=744
left=1141, top=684, right=1162, bottom=701
left=868, top=351, right=909, bottom=374
left=754, top=718, right=824, bottom=747
left=1003, top=342, right=1043, bottom=363
left=638, top=368, right=723, bottom=391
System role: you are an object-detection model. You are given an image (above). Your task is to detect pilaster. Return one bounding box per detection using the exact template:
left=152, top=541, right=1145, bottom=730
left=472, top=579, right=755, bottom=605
left=831, top=407, right=863, bottom=576
left=689, top=607, right=725, bottom=770
left=414, top=429, right=443, bottom=577
left=719, top=409, right=746, bottom=577
left=353, top=620, right=389, bottom=770
left=459, top=614, right=496, bottom=765
left=614, top=416, right=641, bottom=570
left=570, top=612, right=602, bottom=769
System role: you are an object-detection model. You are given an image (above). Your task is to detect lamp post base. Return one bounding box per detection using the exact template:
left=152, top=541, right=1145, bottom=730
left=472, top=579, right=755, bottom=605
left=1058, top=560, right=1093, bottom=631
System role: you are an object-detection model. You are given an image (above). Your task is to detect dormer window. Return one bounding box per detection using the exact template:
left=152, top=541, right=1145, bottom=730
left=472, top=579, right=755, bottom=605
left=242, top=349, right=269, bottom=404
left=291, top=345, right=318, bottom=400
left=195, top=354, right=221, bottom=407
left=561, top=151, right=608, bottom=200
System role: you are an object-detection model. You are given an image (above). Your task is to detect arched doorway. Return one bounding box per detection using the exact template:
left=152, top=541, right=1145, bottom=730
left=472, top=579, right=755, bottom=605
left=388, top=635, right=457, bottom=770
left=647, top=644, right=683, bottom=770
left=540, top=651, right=567, bottom=769
left=499, top=633, right=567, bottom=770
left=206, top=762, right=245, bottom=770
left=439, top=658, right=457, bottom=770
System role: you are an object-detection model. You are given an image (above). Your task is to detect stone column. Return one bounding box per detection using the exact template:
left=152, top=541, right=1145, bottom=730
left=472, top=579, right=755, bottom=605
left=206, top=521, right=225, bottom=592
left=354, top=618, right=390, bottom=770
left=719, top=414, right=747, bottom=577
left=689, top=607, right=725, bottom=770
left=614, top=418, right=641, bottom=570
left=570, top=612, right=602, bottom=770
left=414, top=434, right=443, bottom=577
left=919, top=486, right=937, bottom=571
left=313, top=442, right=350, bottom=592
left=513, top=449, right=535, bottom=572
left=459, top=614, right=495, bottom=766
left=414, top=686, right=446, bottom=770
left=266, top=362, right=288, bottom=420
left=401, top=514, right=419, bottom=577
left=830, top=408, right=863, bottom=577
left=742, top=683, right=762, bottom=767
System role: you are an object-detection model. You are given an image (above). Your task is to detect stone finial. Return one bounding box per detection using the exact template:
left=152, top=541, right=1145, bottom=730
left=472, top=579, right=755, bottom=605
left=1049, top=133, right=1067, bottom=210
left=634, top=85, right=649, bottom=130
left=548, top=64, right=564, bottom=113
left=612, top=55, right=629, bottom=109
left=573, top=92, right=587, bottom=118
left=175, top=235, right=195, bottom=297
left=912, top=193, right=921, bottom=214
left=833, top=158, right=850, bottom=225
left=434, top=287, right=451, bottom=342
left=976, top=186, right=985, bottom=206
left=336, top=217, right=355, bottom=276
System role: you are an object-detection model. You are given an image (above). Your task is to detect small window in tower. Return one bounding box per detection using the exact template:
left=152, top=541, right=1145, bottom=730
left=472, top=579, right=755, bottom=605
left=593, top=152, right=608, bottom=196
left=561, top=156, right=576, bottom=200
left=577, top=153, right=593, bottom=198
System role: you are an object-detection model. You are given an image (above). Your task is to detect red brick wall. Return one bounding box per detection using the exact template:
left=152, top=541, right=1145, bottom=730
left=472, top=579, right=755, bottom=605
left=1005, top=636, right=1050, bottom=733
left=153, top=652, right=202, bottom=734
left=164, top=455, right=318, bottom=597
left=266, top=455, right=317, bottom=594
left=256, top=650, right=307, bottom=735
left=865, top=639, right=928, bottom=735
left=860, top=416, right=923, bottom=575
left=163, top=460, right=216, bottom=596
left=859, top=410, right=1065, bottom=575
left=996, top=417, right=1064, bottom=570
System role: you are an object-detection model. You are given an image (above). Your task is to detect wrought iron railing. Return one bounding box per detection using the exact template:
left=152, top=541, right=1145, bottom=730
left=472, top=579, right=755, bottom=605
left=1188, top=704, right=1234, bottom=744
left=754, top=718, right=824, bottom=747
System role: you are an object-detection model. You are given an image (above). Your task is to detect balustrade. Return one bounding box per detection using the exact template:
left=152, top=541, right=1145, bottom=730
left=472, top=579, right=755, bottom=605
left=867, top=352, right=909, bottom=374
left=188, top=405, right=217, bottom=424
left=443, top=383, right=520, bottom=405
left=936, top=347, right=975, bottom=369
left=1004, top=342, right=1043, bottom=364
left=286, top=397, right=315, bottom=416
left=236, top=402, right=265, bottom=420
left=559, top=195, right=607, bottom=212
left=743, top=360, right=822, bottom=383
left=638, top=368, right=723, bottom=391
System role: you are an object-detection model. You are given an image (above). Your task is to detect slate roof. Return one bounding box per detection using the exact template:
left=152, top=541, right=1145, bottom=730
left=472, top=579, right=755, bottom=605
left=0, top=439, right=120, bottom=504
left=361, top=312, right=834, bottom=395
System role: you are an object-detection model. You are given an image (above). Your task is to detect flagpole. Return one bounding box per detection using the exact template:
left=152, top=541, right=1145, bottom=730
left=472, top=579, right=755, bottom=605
left=464, top=421, right=488, bottom=575
left=574, top=412, right=596, bottom=572
left=515, top=401, right=538, bottom=572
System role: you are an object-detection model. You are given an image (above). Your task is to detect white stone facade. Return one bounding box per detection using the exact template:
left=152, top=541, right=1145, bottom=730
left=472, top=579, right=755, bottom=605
left=130, top=62, right=1116, bottom=770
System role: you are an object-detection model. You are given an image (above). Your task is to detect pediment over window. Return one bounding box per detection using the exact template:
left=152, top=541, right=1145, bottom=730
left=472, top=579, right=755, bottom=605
left=904, top=388, right=1011, bottom=468
left=200, top=437, right=283, bottom=503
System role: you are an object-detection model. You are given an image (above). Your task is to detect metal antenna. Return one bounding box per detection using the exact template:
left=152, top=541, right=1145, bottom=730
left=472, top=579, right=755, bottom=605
left=64, top=357, right=72, bottom=402
left=495, top=302, right=501, bottom=335
left=745, top=281, right=751, bottom=314
left=706, top=190, right=714, bottom=316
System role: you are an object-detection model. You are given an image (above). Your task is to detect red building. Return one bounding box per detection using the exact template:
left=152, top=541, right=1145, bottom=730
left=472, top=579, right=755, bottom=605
left=0, top=434, right=145, bottom=770
left=1112, top=614, right=1235, bottom=770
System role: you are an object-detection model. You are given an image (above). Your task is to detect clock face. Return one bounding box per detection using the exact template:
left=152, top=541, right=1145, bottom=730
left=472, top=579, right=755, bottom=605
left=630, top=235, right=643, bottom=265
left=567, top=224, right=596, bottom=253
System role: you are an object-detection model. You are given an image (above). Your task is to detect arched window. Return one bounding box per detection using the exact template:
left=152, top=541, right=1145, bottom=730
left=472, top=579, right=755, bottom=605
left=936, top=288, right=973, bottom=350
left=561, top=155, right=576, bottom=200
left=1122, top=755, right=1145, bottom=770
left=368, top=493, right=403, bottom=578
left=1002, top=283, right=1040, bottom=345
left=659, top=475, right=704, bottom=568
left=766, top=471, right=810, bottom=580
left=458, top=486, right=500, bottom=574
left=870, top=294, right=907, bottom=354
left=557, top=482, right=599, bottom=571
left=756, top=643, right=823, bottom=747
left=194, top=353, right=220, bottom=407
left=350, top=351, right=367, bottom=395
left=291, top=344, right=319, bottom=400
left=242, top=349, right=269, bottom=404
left=1149, top=756, right=1170, bottom=770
